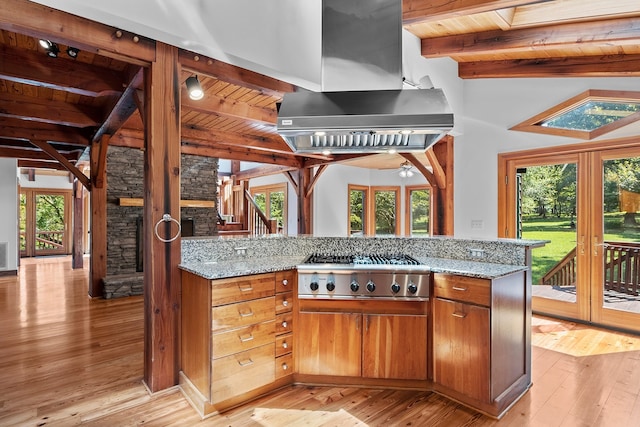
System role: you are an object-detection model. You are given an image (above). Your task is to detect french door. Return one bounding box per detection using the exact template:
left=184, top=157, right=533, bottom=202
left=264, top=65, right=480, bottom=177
left=20, top=189, right=72, bottom=257
left=499, top=141, right=640, bottom=332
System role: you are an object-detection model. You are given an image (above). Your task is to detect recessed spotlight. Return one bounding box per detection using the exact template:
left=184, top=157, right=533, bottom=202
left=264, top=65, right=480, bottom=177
left=314, top=131, right=327, bottom=137
left=400, top=130, right=413, bottom=135
left=388, top=149, right=397, bottom=154
left=321, top=150, right=331, bottom=156
left=39, top=39, right=53, bottom=49
left=66, top=47, right=79, bottom=58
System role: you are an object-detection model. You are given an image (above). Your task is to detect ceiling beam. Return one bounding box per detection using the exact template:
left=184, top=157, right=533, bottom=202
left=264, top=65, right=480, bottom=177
left=402, top=0, right=552, bottom=25
left=0, top=145, right=80, bottom=161
left=459, top=54, right=640, bottom=78
left=180, top=50, right=296, bottom=97
left=29, top=139, right=91, bottom=189
left=234, top=164, right=298, bottom=181
left=182, top=91, right=277, bottom=125
left=180, top=140, right=302, bottom=168
left=0, top=0, right=155, bottom=64
left=17, top=159, right=67, bottom=170
left=0, top=117, right=91, bottom=145
left=400, top=152, right=438, bottom=188
left=0, top=44, right=125, bottom=97
left=421, top=16, right=640, bottom=59
left=0, top=91, right=102, bottom=127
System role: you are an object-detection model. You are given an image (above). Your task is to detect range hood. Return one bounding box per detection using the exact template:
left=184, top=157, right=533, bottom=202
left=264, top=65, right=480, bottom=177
left=276, top=0, right=454, bottom=154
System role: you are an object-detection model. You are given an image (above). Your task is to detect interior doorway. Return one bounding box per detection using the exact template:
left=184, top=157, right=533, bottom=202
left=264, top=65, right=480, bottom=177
left=19, top=188, right=72, bottom=257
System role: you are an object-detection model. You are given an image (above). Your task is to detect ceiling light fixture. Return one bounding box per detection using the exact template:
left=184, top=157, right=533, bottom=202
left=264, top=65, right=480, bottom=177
left=66, top=47, right=80, bottom=58
left=185, top=75, right=204, bottom=100
left=398, top=161, right=414, bottom=178
left=39, top=39, right=59, bottom=58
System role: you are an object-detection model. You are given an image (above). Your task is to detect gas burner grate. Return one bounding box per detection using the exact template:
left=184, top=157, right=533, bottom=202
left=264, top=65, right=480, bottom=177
left=305, top=254, right=353, bottom=264
left=353, top=254, right=420, bottom=265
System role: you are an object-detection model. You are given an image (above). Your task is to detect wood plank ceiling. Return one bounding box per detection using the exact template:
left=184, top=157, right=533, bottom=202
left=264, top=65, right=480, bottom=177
left=1, top=0, right=639, bottom=178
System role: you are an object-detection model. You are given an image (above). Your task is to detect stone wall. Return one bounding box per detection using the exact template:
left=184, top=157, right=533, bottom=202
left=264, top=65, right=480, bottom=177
left=106, top=146, right=218, bottom=276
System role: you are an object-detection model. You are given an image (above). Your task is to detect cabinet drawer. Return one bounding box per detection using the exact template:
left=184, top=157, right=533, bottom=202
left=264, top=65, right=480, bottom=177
left=276, top=312, right=293, bottom=335
left=211, top=273, right=274, bottom=306
left=275, top=270, right=296, bottom=294
left=275, top=291, right=293, bottom=314
left=433, top=274, right=491, bottom=306
left=212, top=296, right=275, bottom=332
left=212, top=320, right=275, bottom=359
left=211, top=343, right=275, bottom=403
left=276, top=353, right=293, bottom=379
left=275, top=332, right=293, bottom=357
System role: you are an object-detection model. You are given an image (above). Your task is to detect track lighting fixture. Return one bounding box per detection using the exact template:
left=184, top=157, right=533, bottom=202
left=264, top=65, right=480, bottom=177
left=185, top=75, right=204, bottom=100
left=66, top=47, right=80, bottom=58
left=39, top=39, right=59, bottom=58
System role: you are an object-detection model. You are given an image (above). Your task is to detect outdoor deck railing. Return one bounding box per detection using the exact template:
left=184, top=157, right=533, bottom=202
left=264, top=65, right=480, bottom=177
left=541, top=241, right=640, bottom=297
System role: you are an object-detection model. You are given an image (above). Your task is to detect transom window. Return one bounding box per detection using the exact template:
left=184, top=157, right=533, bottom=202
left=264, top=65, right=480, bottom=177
left=511, top=90, right=640, bottom=140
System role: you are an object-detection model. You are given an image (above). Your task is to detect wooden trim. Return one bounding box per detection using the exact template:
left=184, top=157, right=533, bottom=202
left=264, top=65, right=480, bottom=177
left=119, top=198, right=214, bottom=208
left=402, top=0, right=548, bottom=25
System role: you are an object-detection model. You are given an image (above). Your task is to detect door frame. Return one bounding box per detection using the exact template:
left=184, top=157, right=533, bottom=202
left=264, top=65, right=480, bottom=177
left=498, top=136, right=640, bottom=331
left=19, top=188, right=72, bottom=257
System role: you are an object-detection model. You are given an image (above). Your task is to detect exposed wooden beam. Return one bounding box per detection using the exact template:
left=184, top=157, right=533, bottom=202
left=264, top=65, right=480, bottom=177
left=182, top=91, right=277, bottom=125
left=0, top=146, right=80, bottom=161
left=400, top=152, right=438, bottom=188
left=180, top=50, right=295, bottom=97
left=180, top=140, right=302, bottom=168
left=459, top=54, right=640, bottom=78
left=0, top=0, right=155, bottom=64
left=92, top=67, right=144, bottom=141
left=17, top=159, right=67, bottom=170
left=29, top=139, right=90, bottom=190
left=421, top=16, right=640, bottom=59
left=0, top=44, right=125, bottom=97
left=402, top=0, right=552, bottom=25
left=0, top=117, right=91, bottom=145
left=305, top=164, right=328, bottom=198
left=91, top=135, right=109, bottom=189
left=424, top=148, right=447, bottom=190
left=235, top=164, right=297, bottom=181
left=0, top=91, right=102, bottom=127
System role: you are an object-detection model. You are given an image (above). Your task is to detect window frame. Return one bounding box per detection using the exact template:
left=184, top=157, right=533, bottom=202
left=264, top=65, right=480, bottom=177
left=249, top=183, right=287, bottom=234
left=404, top=185, right=432, bottom=237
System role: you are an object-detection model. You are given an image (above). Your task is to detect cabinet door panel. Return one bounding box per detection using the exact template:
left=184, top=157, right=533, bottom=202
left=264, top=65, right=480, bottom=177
left=297, top=312, right=361, bottom=377
left=212, top=296, right=275, bottom=332
left=434, top=298, right=490, bottom=402
left=363, top=314, right=428, bottom=380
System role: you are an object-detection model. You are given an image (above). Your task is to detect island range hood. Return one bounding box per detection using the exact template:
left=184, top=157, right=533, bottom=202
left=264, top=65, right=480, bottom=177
left=276, top=0, right=454, bottom=154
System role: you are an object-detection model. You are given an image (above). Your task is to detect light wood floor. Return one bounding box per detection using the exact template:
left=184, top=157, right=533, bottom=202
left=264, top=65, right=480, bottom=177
left=2, top=257, right=640, bottom=426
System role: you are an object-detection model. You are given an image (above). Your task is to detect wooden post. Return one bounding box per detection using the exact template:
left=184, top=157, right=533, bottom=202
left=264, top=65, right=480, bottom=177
left=297, top=168, right=312, bottom=234
left=89, top=139, right=106, bottom=297
left=432, top=136, right=454, bottom=236
left=71, top=179, right=84, bottom=269
left=143, top=42, right=181, bottom=392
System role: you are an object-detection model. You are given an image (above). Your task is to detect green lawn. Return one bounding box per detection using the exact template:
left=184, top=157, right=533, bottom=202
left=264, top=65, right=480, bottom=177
left=522, top=213, right=639, bottom=285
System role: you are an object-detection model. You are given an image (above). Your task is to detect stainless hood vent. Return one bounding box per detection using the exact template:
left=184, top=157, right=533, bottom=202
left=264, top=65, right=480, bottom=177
left=276, top=0, right=454, bottom=154
left=277, top=88, right=453, bottom=153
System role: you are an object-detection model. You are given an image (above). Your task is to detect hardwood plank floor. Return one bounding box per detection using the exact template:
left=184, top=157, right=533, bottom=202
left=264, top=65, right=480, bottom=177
left=1, top=256, right=640, bottom=426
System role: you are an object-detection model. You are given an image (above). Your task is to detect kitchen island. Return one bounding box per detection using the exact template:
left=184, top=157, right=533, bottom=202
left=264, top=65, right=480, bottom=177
left=179, top=235, right=545, bottom=419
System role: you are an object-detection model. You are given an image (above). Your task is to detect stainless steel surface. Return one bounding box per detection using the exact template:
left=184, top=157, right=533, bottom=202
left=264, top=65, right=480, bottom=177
left=277, top=89, right=453, bottom=153
left=322, top=0, right=401, bottom=91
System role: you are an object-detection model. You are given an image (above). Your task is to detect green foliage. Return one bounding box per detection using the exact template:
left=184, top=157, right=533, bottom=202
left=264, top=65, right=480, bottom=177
left=349, top=190, right=364, bottom=234
left=410, top=189, right=430, bottom=235
left=35, top=195, right=65, bottom=231
left=374, top=190, right=396, bottom=235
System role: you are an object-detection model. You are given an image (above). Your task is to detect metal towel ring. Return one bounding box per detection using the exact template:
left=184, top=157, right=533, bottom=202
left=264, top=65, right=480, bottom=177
left=154, top=214, right=181, bottom=243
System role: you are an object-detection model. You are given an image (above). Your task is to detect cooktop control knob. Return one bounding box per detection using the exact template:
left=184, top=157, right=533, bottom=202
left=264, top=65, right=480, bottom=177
left=408, top=282, right=418, bottom=294
left=310, top=281, right=319, bottom=291
left=366, top=280, right=376, bottom=293
left=391, top=282, right=401, bottom=294
left=350, top=280, right=360, bottom=292
left=326, top=281, right=335, bottom=292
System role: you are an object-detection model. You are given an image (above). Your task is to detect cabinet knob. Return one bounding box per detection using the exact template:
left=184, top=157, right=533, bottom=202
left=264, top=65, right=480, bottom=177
left=281, top=321, right=288, bottom=328
left=282, top=279, right=288, bottom=286
left=282, top=363, right=288, bottom=370
left=282, top=300, right=289, bottom=307
left=282, top=341, right=288, bottom=349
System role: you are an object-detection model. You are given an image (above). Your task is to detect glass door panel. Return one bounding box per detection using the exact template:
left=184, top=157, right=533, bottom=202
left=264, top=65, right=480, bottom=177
left=349, top=187, right=367, bottom=236
left=34, top=194, right=67, bottom=255
left=518, top=160, right=582, bottom=319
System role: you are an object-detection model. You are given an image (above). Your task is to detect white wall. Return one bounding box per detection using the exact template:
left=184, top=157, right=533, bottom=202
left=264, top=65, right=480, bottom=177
left=0, top=159, right=18, bottom=272
left=18, top=172, right=73, bottom=190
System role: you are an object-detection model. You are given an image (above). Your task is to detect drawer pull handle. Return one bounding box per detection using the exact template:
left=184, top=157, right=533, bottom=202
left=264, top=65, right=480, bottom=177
left=452, top=286, right=468, bottom=292
left=282, top=363, right=289, bottom=370
left=282, top=279, right=288, bottom=286
left=238, top=358, right=254, bottom=367
left=239, top=309, right=254, bottom=318
left=282, top=341, right=288, bottom=349
left=282, top=300, right=289, bottom=307
left=452, top=311, right=467, bottom=318
left=238, top=285, right=253, bottom=292
left=281, top=321, right=288, bottom=328
left=239, top=334, right=254, bottom=342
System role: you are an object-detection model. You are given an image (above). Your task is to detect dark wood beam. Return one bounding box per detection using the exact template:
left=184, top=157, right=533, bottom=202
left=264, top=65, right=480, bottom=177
left=0, top=91, right=102, bottom=127
left=0, top=146, right=80, bottom=161
left=402, top=0, right=552, bottom=24
left=0, top=0, right=155, bottom=64
left=283, top=171, right=299, bottom=193
left=180, top=140, right=302, bottom=168
left=92, top=67, right=144, bottom=141
left=0, top=44, right=125, bottom=97
left=421, top=16, right=640, bottom=59
left=91, top=135, right=109, bottom=189
left=180, top=50, right=296, bottom=97
left=17, top=159, right=67, bottom=170
left=305, top=164, right=328, bottom=198
left=459, top=54, right=640, bottom=78
left=29, top=139, right=91, bottom=190
left=0, top=117, right=91, bottom=145
left=182, top=91, right=277, bottom=125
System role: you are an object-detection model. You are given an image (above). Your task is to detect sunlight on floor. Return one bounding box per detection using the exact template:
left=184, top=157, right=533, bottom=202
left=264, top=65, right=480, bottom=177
left=251, top=407, right=368, bottom=426
left=531, top=316, right=640, bottom=357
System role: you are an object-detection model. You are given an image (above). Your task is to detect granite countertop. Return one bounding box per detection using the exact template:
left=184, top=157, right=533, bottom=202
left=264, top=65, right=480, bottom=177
left=179, top=255, right=527, bottom=280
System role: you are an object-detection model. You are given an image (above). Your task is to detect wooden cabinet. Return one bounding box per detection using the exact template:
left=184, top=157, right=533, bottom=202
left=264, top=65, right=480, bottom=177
left=432, top=271, right=529, bottom=418
left=363, top=314, right=428, bottom=380
left=180, top=269, right=296, bottom=417
left=297, top=299, right=428, bottom=382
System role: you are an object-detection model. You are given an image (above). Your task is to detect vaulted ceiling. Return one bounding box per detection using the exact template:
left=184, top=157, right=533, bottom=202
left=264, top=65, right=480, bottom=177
left=1, top=0, right=639, bottom=181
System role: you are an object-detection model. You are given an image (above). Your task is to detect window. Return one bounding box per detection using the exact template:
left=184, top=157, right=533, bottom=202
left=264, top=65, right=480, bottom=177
left=405, top=186, right=431, bottom=236
left=348, top=185, right=368, bottom=236
left=348, top=185, right=401, bottom=236
left=250, top=183, right=287, bottom=234
left=510, top=89, right=640, bottom=140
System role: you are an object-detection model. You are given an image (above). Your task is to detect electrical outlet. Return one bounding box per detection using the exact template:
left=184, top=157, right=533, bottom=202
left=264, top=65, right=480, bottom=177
left=471, top=220, right=484, bottom=229
left=234, top=247, right=247, bottom=256
left=468, top=248, right=485, bottom=258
